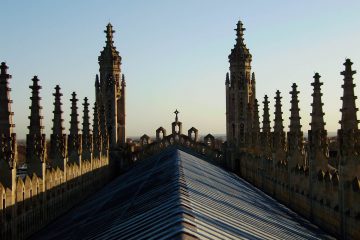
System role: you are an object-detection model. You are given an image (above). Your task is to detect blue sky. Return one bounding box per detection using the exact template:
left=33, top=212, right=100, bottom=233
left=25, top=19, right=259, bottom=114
left=1, top=1, right=360, bottom=139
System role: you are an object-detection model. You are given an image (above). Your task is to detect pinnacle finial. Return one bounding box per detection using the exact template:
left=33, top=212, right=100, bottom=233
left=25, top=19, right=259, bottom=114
left=343, top=58, right=354, bottom=70
left=0, top=62, right=9, bottom=75
left=225, top=72, right=230, bottom=85
left=313, top=72, right=321, bottom=84
left=105, top=23, right=115, bottom=45
left=235, top=20, right=245, bottom=44
left=228, top=20, right=251, bottom=62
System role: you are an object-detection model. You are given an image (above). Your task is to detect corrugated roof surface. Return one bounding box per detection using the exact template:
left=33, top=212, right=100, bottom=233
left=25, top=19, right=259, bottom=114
left=30, top=147, right=334, bottom=240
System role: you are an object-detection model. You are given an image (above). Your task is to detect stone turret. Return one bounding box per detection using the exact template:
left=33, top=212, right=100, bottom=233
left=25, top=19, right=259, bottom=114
left=82, top=97, right=92, bottom=161
left=68, top=92, right=81, bottom=164
left=338, top=59, right=360, bottom=228
left=0, top=62, right=17, bottom=188
left=50, top=85, right=66, bottom=170
left=226, top=21, right=253, bottom=149
left=261, top=95, right=271, bottom=156
left=287, top=83, right=304, bottom=169
left=92, top=102, right=101, bottom=159
left=98, top=23, right=124, bottom=148
left=26, top=76, right=46, bottom=177
left=272, top=90, right=286, bottom=163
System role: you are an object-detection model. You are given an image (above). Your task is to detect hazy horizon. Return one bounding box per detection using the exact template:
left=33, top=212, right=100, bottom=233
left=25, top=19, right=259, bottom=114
left=1, top=1, right=360, bottom=140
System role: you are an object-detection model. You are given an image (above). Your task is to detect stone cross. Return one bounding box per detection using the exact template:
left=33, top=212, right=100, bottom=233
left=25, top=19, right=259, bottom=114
left=174, top=109, right=179, bottom=122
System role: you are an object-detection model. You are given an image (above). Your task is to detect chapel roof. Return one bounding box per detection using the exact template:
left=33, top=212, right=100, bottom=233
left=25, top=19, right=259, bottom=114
left=30, top=147, right=334, bottom=240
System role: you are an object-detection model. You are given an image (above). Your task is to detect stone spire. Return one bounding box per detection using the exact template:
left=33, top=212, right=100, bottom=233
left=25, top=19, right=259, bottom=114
left=287, top=83, right=304, bottom=168
left=82, top=97, right=92, bottom=161
left=69, top=92, right=79, bottom=136
left=339, top=59, right=358, bottom=132
left=308, top=73, right=329, bottom=210
left=273, top=90, right=284, bottom=134
left=262, top=95, right=271, bottom=133
left=92, top=102, right=101, bottom=159
left=68, top=92, right=81, bottom=164
left=50, top=85, right=66, bottom=169
left=337, top=59, right=360, bottom=233
left=273, top=90, right=286, bottom=163
left=310, top=73, right=326, bottom=132
left=337, top=59, right=360, bottom=164
left=0, top=62, right=15, bottom=137
left=261, top=95, right=271, bottom=155
left=289, top=84, right=302, bottom=134
left=26, top=76, right=46, bottom=177
left=51, top=85, right=64, bottom=136
left=0, top=62, right=17, bottom=187
left=273, top=90, right=285, bottom=149
left=27, top=76, right=44, bottom=136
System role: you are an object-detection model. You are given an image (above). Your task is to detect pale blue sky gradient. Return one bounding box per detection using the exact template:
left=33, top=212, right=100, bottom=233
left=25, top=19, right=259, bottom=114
left=1, top=1, right=360, bottom=139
